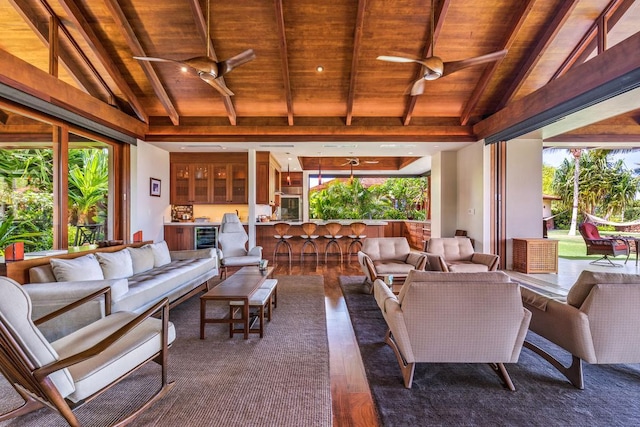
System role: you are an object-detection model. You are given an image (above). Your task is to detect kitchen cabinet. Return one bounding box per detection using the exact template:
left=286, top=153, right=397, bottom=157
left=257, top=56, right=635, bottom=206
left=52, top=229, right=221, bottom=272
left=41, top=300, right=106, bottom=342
left=164, top=225, right=194, bottom=251
left=256, top=152, right=281, bottom=205
left=212, top=163, right=248, bottom=204
left=170, top=163, right=212, bottom=204
left=170, top=152, right=249, bottom=205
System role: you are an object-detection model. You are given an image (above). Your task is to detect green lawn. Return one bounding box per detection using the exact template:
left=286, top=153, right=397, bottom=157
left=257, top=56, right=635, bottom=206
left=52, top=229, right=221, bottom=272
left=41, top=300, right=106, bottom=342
left=547, top=229, right=639, bottom=260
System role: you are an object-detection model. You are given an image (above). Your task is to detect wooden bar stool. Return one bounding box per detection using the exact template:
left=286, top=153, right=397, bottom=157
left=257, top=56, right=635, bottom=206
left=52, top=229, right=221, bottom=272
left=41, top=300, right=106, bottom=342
left=347, top=222, right=367, bottom=263
left=300, top=222, right=320, bottom=266
left=273, top=222, right=293, bottom=267
left=323, top=222, right=344, bottom=264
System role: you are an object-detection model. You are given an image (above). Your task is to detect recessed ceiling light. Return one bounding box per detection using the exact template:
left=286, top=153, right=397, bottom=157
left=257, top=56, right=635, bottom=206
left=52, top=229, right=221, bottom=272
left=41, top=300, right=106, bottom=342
left=316, top=65, right=324, bottom=72
left=180, top=66, right=188, bottom=73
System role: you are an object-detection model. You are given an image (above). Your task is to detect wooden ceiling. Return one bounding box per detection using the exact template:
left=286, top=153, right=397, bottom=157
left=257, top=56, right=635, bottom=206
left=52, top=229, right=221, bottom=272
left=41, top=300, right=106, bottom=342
left=0, top=0, right=639, bottom=171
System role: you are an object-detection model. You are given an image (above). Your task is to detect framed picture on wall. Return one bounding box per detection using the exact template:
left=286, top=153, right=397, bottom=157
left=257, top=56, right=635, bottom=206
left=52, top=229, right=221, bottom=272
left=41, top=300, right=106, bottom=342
left=150, top=178, right=161, bottom=197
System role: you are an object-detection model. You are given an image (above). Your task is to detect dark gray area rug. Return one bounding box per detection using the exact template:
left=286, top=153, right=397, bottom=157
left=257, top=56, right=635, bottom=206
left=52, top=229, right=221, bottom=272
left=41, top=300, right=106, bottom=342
left=340, top=275, right=640, bottom=427
left=0, top=275, right=331, bottom=427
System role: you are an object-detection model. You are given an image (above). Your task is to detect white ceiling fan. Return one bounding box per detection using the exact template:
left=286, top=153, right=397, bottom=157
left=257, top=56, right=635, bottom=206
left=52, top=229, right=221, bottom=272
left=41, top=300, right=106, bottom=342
left=376, top=0, right=507, bottom=96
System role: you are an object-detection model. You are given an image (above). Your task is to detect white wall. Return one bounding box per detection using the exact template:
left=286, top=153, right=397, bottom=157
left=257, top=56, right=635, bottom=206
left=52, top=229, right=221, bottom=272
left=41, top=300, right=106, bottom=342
left=130, top=140, right=170, bottom=243
left=505, top=138, right=544, bottom=268
left=456, top=141, right=487, bottom=250
left=430, top=151, right=458, bottom=238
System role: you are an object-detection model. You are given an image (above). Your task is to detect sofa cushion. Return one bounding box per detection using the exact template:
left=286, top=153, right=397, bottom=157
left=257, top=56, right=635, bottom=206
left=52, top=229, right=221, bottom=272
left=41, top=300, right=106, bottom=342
left=567, top=270, right=640, bottom=308
left=372, top=260, right=416, bottom=276
left=127, top=246, right=155, bottom=274
left=50, top=254, right=104, bottom=282
left=361, top=237, right=410, bottom=261
left=427, top=237, right=474, bottom=262
left=147, top=241, right=172, bottom=267
left=96, top=250, right=133, bottom=279
left=447, top=261, right=490, bottom=273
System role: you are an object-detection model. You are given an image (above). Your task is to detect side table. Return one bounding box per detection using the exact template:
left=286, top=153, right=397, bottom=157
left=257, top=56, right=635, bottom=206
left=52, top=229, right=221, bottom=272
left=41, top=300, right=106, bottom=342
left=512, top=238, right=558, bottom=274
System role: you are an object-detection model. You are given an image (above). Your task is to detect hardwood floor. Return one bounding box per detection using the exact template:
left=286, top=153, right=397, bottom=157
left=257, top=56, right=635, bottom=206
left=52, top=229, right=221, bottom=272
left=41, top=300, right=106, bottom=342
left=271, top=260, right=380, bottom=427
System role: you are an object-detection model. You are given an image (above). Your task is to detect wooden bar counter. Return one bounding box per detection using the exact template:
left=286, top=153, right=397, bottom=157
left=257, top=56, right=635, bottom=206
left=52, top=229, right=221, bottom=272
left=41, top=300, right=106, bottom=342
left=255, top=221, right=387, bottom=262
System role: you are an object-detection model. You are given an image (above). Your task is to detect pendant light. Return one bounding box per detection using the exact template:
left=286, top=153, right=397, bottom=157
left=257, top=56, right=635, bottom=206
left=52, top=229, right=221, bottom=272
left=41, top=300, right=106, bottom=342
left=318, top=158, right=322, bottom=185
left=350, top=162, right=354, bottom=182
left=286, top=163, right=291, bottom=186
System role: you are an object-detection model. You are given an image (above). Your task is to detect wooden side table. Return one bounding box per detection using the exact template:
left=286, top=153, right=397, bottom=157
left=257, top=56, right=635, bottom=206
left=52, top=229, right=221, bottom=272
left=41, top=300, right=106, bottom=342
left=512, top=238, right=558, bottom=274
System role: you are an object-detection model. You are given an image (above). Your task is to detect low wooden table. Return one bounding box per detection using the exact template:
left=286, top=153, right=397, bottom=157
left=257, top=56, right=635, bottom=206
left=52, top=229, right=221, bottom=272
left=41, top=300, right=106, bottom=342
left=200, top=266, right=274, bottom=340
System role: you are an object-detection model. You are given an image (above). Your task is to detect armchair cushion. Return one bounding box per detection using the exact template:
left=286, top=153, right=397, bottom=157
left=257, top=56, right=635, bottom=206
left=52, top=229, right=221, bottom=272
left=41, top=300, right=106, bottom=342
left=566, top=270, right=640, bottom=308
left=358, top=238, right=427, bottom=285
left=425, top=238, right=499, bottom=272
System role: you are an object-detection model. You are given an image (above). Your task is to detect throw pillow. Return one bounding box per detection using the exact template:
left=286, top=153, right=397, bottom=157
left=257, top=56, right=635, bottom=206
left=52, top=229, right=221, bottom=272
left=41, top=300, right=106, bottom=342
left=50, top=254, right=104, bottom=282
left=147, top=241, right=172, bottom=267
left=128, top=246, right=155, bottom=274
left=96, top=250, right=134, bottom=279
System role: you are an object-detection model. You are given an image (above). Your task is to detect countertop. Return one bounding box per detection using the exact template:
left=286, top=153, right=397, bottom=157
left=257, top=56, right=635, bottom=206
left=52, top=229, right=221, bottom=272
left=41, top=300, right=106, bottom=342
left=164, top=219, right=389, bottom=226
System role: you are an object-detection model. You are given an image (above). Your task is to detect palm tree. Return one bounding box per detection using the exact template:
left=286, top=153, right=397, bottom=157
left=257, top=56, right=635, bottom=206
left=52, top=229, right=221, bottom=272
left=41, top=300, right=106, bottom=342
left=68, top=149, right=108, bottom=225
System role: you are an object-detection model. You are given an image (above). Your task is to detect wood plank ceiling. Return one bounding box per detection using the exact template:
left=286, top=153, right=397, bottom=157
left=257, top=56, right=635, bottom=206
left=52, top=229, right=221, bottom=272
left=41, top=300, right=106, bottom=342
left=0, top=0, right=639, bottom=171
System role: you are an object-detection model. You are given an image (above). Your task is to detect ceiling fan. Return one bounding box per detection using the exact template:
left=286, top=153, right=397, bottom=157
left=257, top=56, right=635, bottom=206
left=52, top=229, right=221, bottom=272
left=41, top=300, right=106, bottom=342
left=376, top=0, right=507, bottom=96
left=133, top=0, right=255, bottom=96
left=340, top=157, right=380, bottom=166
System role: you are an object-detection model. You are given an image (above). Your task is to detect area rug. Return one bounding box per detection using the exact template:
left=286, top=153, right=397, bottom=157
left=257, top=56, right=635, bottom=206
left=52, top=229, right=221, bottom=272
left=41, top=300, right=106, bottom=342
left=340, top=275, right=640, bottom=427
left=0, top=275, right=331, bottom=427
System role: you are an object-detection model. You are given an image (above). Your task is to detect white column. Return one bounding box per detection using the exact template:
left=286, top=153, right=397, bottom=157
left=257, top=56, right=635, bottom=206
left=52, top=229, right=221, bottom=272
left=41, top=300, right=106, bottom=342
left=248, top=149, right=257, bottom=248
left=430, top=151, right=458, bottom=238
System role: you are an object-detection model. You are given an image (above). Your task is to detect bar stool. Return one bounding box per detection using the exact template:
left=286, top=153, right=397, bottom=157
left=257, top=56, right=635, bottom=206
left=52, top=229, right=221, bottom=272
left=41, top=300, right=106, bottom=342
left=273, top=222, right=292, bottom=266
left=300, top=222, right=320, bottom=266
left=347, top=222, right=367, bottom=262
left=323, top=222, right=343, bottom=264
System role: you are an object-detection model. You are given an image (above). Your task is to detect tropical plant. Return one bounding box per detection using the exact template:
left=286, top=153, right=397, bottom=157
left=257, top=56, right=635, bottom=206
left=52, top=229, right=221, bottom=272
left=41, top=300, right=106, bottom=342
left=68, top=149, right=109, bottom=225
left=0, top=214, right=43, bottom=255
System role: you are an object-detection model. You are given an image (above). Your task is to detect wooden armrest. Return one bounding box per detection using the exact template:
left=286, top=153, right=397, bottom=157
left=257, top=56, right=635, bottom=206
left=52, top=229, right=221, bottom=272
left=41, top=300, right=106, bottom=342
left=33, top=287, right=112, bottom=326
left=35, top=297, right=170, bottom=379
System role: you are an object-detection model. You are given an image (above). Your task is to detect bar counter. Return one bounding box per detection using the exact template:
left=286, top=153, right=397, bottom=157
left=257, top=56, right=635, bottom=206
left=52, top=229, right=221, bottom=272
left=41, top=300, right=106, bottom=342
left=255, top=220, right=387, bottom=263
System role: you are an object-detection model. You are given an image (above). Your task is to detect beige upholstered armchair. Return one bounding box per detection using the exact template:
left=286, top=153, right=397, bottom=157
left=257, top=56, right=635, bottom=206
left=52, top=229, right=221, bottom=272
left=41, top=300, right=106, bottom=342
left=521, top=270, right=640, bottom=389
left=357, top=237, right=427, bottom=287
left=373, top=270, right=531, bottom=389
left=424, top=237, right=499, bottom=272
left=0, top=276, right=175, bottom=425
left=217, top=213, right=262, bottom=278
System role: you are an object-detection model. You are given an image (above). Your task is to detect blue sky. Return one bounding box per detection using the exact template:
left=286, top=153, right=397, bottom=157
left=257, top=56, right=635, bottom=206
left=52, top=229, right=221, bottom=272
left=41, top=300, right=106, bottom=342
left=543, top=149, right=640, bottom=171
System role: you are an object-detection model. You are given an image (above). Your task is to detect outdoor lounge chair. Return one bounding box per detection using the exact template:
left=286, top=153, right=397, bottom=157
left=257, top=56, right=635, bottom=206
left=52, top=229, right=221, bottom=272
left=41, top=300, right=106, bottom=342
left=578, top=222, right=629, bottom=267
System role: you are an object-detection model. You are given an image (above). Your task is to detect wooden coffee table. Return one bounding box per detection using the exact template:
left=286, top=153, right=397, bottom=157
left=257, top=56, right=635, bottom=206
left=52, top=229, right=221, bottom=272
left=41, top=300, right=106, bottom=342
left=200, top=266, right=274, bottom=339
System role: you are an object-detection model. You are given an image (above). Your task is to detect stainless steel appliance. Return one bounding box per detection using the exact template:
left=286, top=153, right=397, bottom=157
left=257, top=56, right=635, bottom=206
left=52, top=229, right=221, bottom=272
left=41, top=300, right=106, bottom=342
left=280, top=195, right=302, bottom=221
left=194, top=226, right=218, bottom=249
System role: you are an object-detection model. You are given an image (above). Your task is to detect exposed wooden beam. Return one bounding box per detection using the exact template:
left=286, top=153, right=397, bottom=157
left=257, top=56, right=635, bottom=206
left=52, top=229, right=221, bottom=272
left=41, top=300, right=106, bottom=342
left=9, top=0, right=107, bottom=99
left=57, top=0, right=148, bottom=123
left=474, top=31, right=640, bottom=142
left=188, top=0, right=237, bottom=126
left=402, top=0, right=450, bottom=126
left=104, top=0, right=179, bottom=126
left=345, top=0, right=367, bottom=126
left=459, top=0, right=535, bottom=126
left=145, top=121, right=475, bottom=142
left=0, top=110, right=8, bottom=125
left=48, top=15, right=58, bottom=76
left=0, top=48, right=146, bottom=138
left=496, top=0, right=579, bottom=110
left=553, top=0, right=633, bottom=80
left=274, top=0, right=294, bottom=126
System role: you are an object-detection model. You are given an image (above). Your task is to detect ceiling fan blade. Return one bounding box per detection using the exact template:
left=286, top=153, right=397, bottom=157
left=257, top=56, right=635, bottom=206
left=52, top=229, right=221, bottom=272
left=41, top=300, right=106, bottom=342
left=410, top=78, right=426, bottom=96
left=218, top=49, right=256, bottom=76
left=133, top=56, right=186, bottom=66
left=377, top=55, right=433, bottom=69
left=442, top=49, right=508, bottom=76
left=199, top=73, right=234, bottom=96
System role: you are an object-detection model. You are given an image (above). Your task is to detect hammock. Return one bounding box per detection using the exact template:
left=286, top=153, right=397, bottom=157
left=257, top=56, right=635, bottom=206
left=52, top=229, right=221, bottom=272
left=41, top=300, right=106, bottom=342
left=584, top=212, right=640, bottom=227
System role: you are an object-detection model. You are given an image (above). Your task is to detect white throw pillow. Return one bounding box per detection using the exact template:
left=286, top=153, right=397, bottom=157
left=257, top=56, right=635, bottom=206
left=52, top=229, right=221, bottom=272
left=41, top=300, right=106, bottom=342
left=128, top=246, right=155, bottom=274
left=96, top=250, right=134, bottom=279
left=50, top=254, right=104, bottom=282
left=147, top=241, right=172, bottom=267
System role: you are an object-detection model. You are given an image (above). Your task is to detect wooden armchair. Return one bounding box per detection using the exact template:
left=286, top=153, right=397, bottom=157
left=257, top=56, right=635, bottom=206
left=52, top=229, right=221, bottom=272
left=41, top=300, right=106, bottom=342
left=578, top=222, right=629, bottom=266
left=0, top=277, right=175, bottom=426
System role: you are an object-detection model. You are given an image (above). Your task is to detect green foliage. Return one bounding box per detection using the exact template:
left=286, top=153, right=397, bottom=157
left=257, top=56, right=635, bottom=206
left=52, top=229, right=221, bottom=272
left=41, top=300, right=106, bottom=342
left=0, top=214, right=43, bottom=255
left=542, top=164, right=556, bottom=195
left=309, top=177, right=428, bottom=220
left=68, top=149, right=109, bottom=225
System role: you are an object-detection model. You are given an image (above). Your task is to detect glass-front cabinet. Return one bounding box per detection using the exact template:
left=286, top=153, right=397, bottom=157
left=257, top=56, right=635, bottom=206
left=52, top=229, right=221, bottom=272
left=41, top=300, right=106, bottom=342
left=212, top=163, right=247, bottom=204
left=170, top=163, right=212, bottom=204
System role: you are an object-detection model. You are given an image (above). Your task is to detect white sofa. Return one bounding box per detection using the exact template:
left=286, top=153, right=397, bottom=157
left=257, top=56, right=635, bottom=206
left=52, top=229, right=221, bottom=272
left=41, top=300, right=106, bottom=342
left=23, top=241, right=218, bottom=340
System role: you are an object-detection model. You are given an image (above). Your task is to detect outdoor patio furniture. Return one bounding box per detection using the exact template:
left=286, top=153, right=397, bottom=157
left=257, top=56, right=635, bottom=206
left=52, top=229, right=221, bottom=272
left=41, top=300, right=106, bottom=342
left=578, top=222, right=629, bottom=267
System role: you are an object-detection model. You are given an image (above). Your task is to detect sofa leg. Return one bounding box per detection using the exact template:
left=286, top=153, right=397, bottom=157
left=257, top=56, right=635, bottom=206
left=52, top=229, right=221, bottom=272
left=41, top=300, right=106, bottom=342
left=384, top=329, right=415, bottom=388
left=523, top=340, right=584, bottom=389
left=489, top=363, right=515, bottom=391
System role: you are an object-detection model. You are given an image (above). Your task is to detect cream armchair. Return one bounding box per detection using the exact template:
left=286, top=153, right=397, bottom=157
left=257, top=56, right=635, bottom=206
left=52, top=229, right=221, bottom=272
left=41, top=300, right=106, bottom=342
left=217, top=213, right=262, bottom=278
left=357, top=237, right=427, bottom=288
left=0, top=276, right=175, bottom=426
left=424, top=237, right=499, bottom=272
left=521, top=270, right=640, bottom=389
left=373, top=270, right=531, bottom=389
